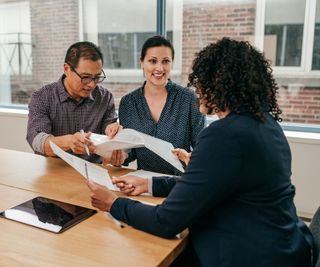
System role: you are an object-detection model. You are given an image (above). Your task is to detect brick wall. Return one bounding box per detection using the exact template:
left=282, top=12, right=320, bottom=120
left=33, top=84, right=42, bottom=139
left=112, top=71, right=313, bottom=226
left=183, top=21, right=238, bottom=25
left=279, top=87, right=320, bottom=124
left=30, top=0, right=79, bottom=83
left=181, top=2, right=256, bottom=84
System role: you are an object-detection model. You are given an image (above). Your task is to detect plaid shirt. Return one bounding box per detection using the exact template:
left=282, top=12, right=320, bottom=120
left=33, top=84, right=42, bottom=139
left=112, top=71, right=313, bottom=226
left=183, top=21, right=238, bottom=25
left=27, top=75, right=117, bottom=163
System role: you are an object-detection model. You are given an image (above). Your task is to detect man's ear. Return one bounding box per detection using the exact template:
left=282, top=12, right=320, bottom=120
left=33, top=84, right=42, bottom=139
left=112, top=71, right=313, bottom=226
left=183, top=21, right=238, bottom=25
left=63, top=63, right=71, bottom=75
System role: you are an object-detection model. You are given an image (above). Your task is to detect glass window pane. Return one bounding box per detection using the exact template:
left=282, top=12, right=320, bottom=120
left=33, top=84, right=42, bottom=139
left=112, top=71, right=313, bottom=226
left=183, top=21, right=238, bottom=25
left=0, top=1, right=31, bottom=106
left=312, top=1, right=320, bottom=70
left=83, top=0, right=157, bottom=69
left=264, top=0, right=306, bottom=67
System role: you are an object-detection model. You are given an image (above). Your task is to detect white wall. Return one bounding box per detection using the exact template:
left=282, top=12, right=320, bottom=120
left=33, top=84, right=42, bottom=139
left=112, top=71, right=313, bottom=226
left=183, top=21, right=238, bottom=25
left=0, top=109, right=32, bottom=152
left=285, top=131, right=320, bottom=215
left=0, top=109, right=319, bottom=215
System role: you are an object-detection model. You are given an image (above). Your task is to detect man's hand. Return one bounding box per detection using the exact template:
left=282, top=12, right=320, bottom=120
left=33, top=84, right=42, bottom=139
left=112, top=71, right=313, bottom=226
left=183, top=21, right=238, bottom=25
left=69, top=131, right=93, bottom=154
left=44, top=131, right=94, bottom=156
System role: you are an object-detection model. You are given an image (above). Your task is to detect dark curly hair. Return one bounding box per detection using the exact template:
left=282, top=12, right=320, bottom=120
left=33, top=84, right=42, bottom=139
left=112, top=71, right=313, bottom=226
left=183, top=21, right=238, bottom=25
left=188, top=38, right=282, bottom=122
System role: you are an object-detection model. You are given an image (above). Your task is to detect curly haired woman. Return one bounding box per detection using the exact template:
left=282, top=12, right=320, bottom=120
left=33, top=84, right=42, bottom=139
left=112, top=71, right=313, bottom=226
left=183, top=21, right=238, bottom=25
left=87, top=38, right=313, bottom=267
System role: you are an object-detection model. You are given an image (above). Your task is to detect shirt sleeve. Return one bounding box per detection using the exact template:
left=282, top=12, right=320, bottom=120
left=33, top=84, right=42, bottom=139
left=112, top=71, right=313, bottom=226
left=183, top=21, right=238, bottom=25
left=189, top=91, right=205, bottom=148
left=26, top=89, right=53, bottom=154
left=151, top=176, right=179, bottom=197
left=110, top=124, right=242, bottom=238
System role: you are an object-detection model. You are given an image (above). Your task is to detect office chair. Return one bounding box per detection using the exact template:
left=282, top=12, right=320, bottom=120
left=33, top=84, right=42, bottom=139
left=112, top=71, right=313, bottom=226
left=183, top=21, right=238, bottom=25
left=310, top=207, right=320, bottom=267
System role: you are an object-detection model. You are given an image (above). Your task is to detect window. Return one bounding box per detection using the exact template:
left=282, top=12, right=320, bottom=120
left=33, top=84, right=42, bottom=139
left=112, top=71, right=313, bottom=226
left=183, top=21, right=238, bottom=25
left=264, top=0, right=306, bottom=67
left=82, top=0, right=157, bottom=70
left=0, top=1, right=31, bottom=106
left=82, top=0, right=180, bottom=72
left=312, top=1, right=320, bottom=70
left=256, top=0, right=320, bottom=127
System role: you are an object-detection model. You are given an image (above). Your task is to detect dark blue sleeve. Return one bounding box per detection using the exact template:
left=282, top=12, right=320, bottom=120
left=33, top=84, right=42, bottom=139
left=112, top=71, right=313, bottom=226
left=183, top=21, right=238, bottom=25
left=152, top=176, right=179, bottom=197
left=110, top=124, right=242, bottom=239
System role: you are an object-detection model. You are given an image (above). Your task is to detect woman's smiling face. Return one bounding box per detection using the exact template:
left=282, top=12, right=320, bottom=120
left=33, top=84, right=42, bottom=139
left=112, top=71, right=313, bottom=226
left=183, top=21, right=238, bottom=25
left=140, top=46, right=173, bottom=88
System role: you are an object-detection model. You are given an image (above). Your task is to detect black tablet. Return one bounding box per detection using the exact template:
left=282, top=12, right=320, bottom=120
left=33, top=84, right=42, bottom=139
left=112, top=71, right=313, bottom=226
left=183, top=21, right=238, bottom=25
left=0, top=197, right=97, bottom=233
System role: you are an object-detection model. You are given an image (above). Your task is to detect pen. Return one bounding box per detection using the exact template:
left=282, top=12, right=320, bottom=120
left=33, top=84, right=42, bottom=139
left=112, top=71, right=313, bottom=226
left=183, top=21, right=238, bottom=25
left=106, top=212, right=125, bottom=228
left=80, top=129, right=90, bottom=156
left=84, top=162, right=89, bottom=180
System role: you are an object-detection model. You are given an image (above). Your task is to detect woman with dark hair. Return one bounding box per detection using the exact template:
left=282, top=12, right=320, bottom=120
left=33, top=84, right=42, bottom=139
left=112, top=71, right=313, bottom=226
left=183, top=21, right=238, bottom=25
left=118, top=35, right=205, bottom=175
left=87, top=38, right=313, bottom=267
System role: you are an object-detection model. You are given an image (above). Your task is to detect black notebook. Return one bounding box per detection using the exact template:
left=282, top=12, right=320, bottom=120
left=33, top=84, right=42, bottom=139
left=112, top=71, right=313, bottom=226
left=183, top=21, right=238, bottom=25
left=0, top=196, right=97, bottom=233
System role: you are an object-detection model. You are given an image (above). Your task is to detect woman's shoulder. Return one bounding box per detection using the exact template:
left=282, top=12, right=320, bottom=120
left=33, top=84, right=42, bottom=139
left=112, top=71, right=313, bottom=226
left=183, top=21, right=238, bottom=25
left=120, top=86, right=143, bottom=104
left=171, top=82, right=197, bottom=99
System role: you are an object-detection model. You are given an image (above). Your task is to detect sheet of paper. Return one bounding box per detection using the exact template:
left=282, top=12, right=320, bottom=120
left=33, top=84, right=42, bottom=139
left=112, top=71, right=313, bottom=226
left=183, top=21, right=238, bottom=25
left=140, top=132, right=185, bottom=173
left=90, top=129, right=145, bottom=157
left=90, top=129, right=184, bottom=173
left=49, top=141, right=115, bottom=190
left=122, top=170, right=168, bottom=179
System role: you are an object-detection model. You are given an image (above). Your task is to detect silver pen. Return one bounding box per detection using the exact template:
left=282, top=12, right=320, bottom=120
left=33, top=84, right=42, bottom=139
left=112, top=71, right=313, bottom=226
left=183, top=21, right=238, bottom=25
left=84, top=162, right=89, bottom=180
left=80, top=129, right=90, bottom=156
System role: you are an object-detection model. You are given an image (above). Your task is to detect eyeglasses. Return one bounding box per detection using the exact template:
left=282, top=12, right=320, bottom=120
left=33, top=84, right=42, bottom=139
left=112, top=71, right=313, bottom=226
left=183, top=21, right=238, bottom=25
left=70, top=65, right=106, bottom=85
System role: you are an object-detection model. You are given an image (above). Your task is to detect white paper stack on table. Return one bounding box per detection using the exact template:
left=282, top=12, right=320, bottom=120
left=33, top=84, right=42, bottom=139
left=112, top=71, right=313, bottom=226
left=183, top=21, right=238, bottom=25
left=49, top=141, right=115, bottom=190
left=90, top=128, right=184, bottom=173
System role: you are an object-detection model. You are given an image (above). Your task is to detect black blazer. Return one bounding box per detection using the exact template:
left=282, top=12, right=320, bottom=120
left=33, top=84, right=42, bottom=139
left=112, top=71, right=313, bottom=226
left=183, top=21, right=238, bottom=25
left=111, top=112, right=312, bottom=267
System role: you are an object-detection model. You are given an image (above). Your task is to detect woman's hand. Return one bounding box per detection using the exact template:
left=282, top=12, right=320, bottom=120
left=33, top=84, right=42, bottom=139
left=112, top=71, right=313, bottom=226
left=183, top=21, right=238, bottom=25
left=87, top=180, right=118, bottom=212
left=172, top=148, right=191, bottom=166
left=112, top=175, right=148, bottom=196
left=102, top=150, right=128, bottom=166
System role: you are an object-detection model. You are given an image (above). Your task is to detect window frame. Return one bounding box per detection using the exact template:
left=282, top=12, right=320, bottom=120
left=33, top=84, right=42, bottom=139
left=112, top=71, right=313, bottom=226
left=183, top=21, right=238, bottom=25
left=255, top=0, right=320, bottom=77
left=255, top=0, right=320, bottom=133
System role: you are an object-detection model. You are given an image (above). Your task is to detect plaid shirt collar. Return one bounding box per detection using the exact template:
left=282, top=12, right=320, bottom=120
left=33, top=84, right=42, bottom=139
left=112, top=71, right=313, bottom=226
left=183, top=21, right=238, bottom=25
left=58, top=74, right=95, bottom=103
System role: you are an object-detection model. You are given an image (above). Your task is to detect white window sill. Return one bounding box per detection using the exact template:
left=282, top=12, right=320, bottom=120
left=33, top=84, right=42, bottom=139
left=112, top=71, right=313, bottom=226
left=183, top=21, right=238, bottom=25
left=0, top=107, right=28, bottom=118
left=284, top=131, right=320, bottom=145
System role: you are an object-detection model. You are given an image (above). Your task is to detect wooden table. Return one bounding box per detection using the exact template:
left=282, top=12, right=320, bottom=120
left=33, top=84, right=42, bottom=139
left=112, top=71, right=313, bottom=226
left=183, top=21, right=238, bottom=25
left=0, top=149, right=187, bottom=267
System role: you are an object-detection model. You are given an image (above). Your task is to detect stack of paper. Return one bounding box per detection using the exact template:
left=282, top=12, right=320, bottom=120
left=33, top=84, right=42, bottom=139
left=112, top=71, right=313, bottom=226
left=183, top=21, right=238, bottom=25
left=90, top=129, right=184, bottom=173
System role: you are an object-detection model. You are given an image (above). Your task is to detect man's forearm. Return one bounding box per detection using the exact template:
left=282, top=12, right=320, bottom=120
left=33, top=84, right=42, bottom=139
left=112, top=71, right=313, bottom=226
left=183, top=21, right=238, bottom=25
left=44, top=135, right=72, bottom=156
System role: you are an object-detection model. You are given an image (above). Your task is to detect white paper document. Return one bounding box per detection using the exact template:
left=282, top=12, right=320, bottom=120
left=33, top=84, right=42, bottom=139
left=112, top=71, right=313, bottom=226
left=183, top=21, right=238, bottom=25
left=90, top=129, right=184, bottom=173
left=122, top=170, right=168, bottom=179
left=49, top=141, right=115, bottom=190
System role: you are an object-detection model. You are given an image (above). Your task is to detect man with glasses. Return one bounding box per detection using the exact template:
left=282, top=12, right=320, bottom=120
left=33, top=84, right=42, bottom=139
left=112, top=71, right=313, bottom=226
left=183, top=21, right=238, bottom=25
left=27, top=41, right=127, bottom=164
